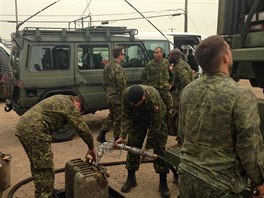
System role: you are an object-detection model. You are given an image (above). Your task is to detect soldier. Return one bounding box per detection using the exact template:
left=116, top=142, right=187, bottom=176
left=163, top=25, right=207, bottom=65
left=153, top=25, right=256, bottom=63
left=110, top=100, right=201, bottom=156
left=116, top=85, right=170, bottom=198
left=16, top=95, right=96, bottom=198
left=177, top=35, right=264, bottom=197
left=96, top=46, right=127, bottom=143
left=141, top=47, right=174, bottom=134
left=168, top=49, right=193, bottom=145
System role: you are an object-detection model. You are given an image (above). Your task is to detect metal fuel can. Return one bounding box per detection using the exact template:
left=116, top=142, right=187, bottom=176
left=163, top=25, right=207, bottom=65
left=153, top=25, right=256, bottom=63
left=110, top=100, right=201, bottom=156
left=0, top=153, right=11, bottom=193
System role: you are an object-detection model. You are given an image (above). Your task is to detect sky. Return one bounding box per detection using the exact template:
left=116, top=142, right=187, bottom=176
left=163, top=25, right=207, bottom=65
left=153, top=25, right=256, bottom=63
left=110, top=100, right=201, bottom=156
left=0, top=0, right=219, bottom=41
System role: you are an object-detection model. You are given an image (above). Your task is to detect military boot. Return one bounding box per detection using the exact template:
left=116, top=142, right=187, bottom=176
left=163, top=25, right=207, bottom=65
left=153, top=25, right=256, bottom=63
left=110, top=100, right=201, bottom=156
left=121, top=170, right=137, bottom=193
left=96, top=131, right=107, bottom=143
left=159, top=174, right=170, bottom=198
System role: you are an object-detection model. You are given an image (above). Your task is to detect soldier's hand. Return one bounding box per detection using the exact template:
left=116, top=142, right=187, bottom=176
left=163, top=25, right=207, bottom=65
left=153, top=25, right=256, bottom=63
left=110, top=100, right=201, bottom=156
left=85, top=148, right=97, bottom=163
left=140, top=148, right=148, bottom=164
left=115, top=137, right=125, bottom=144
left=253, top=184, right=264, bottom=198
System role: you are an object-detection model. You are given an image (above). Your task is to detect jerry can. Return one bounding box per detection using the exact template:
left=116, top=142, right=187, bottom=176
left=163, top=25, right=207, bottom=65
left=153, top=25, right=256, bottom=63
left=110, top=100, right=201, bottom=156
left=0, top=152, right=11, bottom=192
left=65, top=158, right=109, bottom=198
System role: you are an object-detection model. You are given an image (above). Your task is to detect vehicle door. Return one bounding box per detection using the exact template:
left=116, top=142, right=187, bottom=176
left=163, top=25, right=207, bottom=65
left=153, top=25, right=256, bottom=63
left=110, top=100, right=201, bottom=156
left=21, top=43, right=74, bottom=107
left=74, top=43, right=110, bottom=111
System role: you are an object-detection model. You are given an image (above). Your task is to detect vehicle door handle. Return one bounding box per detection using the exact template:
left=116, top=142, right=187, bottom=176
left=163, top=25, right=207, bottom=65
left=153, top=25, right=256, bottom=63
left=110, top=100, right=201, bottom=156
left=77, top=82, right=85, bottom=86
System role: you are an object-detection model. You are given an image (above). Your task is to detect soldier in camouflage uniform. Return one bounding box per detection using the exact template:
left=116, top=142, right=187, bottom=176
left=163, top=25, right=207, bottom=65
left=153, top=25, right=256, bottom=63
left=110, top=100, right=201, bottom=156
left=178, top=35, right=264, bottom=197
left=96, top=46, right=127, bottom=143
left=142, top=47, right=173, bottom=111
left=116, top=85, right=170, bottom=198
left=141, top=47, right=174, bottom=135
left=16, top=95, right=96, bottom=198
left=168, top=49, right=193, bottom=144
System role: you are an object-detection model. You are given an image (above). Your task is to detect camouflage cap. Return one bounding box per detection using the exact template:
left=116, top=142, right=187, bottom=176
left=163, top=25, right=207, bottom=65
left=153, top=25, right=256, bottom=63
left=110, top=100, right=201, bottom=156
left=126, top=85, right=144, bottom=104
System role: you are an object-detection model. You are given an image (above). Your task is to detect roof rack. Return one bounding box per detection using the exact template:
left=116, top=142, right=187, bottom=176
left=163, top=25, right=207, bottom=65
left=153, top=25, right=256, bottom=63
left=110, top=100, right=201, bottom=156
left=83, top=26, right=138, bottom=40
left=18, top=26, right=138, bottom=41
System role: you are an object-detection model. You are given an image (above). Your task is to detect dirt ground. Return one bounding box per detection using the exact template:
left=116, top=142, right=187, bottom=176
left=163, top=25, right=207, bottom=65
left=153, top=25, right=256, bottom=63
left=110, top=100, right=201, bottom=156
left=0, top=80, right=263, bottom=198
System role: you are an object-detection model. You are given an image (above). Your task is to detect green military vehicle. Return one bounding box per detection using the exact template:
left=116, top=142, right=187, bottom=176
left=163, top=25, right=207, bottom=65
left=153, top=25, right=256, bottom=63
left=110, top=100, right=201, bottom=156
left=217, top=0, right=264, bottom=137
left=2, top=25, right=150, bottom=141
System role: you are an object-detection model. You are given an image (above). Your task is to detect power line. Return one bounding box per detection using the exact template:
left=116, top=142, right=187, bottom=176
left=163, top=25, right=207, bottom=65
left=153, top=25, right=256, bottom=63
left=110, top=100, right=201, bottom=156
left=80, top=0, right=92, bottom=18
left=1, top=13, right=181, bottom=24
left=0, top=9, right=181, bottom=18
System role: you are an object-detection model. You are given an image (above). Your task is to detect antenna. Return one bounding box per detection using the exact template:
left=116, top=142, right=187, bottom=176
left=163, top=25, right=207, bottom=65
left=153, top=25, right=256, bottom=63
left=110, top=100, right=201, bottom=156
left=16, top=0, right=61, bottom=33
left=124, top=0, right=175, bottom=47
left=15, top=0, right=18, bottom=26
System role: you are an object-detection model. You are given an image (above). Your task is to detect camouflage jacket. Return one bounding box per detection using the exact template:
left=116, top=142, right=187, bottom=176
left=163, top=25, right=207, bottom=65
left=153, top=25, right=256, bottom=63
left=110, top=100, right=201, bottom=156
left=141, top=58, right=170, bottom=90
left=171, top=58, right=193, bottom=101
left=103, top=60, right=127, bottom=104
left=120, top=85, right=166, bottom=149
left=16, top=95, right=94, bottom=149
left=178, top=73, right=264, bottom=192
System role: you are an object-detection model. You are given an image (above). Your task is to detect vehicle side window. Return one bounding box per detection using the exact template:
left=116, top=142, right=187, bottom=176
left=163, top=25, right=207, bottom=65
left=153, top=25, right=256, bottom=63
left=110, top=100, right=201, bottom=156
left=78, top=45, right=109, bottom=70
left=117, top=44, right=148, bottom=68
left=29, top=46, right=70, bottom=72
left=143, top=40, right=170, bottom=59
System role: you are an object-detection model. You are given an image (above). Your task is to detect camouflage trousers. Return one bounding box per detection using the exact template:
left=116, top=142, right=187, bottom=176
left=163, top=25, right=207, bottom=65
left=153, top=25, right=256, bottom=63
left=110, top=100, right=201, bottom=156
left=158, top=88, right=173, bottom=112
left=125, top=125, right=169, bottom=174
left=178, top=169, right=243, bottom=198
left=16, top=124, right=54, bottom=198
left=158, top=88, right=177, bottom=136
left=100, top=100, right=122, bottom=139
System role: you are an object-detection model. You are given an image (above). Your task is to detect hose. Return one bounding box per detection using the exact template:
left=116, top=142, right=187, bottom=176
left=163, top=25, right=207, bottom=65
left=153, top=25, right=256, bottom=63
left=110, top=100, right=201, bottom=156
left=7, top=152, right=178, bottom=198
left=7, top=160, right=155, bottom=198
left=156, top=156, right=178, bottom=180
left=7, top=167, right=65, bottom=198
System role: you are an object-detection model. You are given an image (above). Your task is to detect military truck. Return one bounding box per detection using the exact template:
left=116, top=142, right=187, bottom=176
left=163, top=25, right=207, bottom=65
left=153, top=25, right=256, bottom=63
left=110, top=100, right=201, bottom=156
left=217, top=0, right=264, bottom=137
left=2, top=25, right=150, bottom=141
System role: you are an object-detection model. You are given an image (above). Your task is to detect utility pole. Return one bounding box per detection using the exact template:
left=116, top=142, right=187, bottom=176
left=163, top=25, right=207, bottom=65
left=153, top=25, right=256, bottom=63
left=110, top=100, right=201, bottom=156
left=15, top=0, right=18, bottom=26
left=184, top=0, right=188, bottom=32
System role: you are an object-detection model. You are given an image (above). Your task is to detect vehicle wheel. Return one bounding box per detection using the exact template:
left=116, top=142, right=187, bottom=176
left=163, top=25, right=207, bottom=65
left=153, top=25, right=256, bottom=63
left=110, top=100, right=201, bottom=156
left=0, top=51, right=13, bottom=99
left=52, top=124, right=76, bottom=142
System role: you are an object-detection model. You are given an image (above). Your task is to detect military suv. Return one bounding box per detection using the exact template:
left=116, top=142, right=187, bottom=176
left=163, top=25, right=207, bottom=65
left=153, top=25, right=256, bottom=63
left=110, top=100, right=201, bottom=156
left=3, top=26, right=150, bottom=141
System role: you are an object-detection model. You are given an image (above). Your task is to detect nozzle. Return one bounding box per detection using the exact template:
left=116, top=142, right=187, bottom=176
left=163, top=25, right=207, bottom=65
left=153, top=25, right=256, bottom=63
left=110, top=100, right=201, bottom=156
left=95, top=142, right=115, bottom=166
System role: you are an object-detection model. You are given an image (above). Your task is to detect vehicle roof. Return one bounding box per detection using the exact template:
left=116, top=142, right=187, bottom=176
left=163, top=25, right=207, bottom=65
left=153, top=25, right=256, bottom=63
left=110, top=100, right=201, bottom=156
left=137, top=31, right=204, bottom=38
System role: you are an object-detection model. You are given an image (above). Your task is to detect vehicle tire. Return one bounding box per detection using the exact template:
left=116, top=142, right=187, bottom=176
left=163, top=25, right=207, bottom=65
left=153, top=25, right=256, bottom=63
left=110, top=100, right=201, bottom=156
left=52, top=124, right=76, bottom=142
left=0, top=51, right=13, bottom=99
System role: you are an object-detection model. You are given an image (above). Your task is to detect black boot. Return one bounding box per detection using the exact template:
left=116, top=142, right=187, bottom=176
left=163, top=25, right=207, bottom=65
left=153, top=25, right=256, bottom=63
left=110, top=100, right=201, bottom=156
left=121, top=170, right=137, bottom=193
left=96, top=131, right=107, bottom=143
left=159, top=174, right=170, bottom=198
